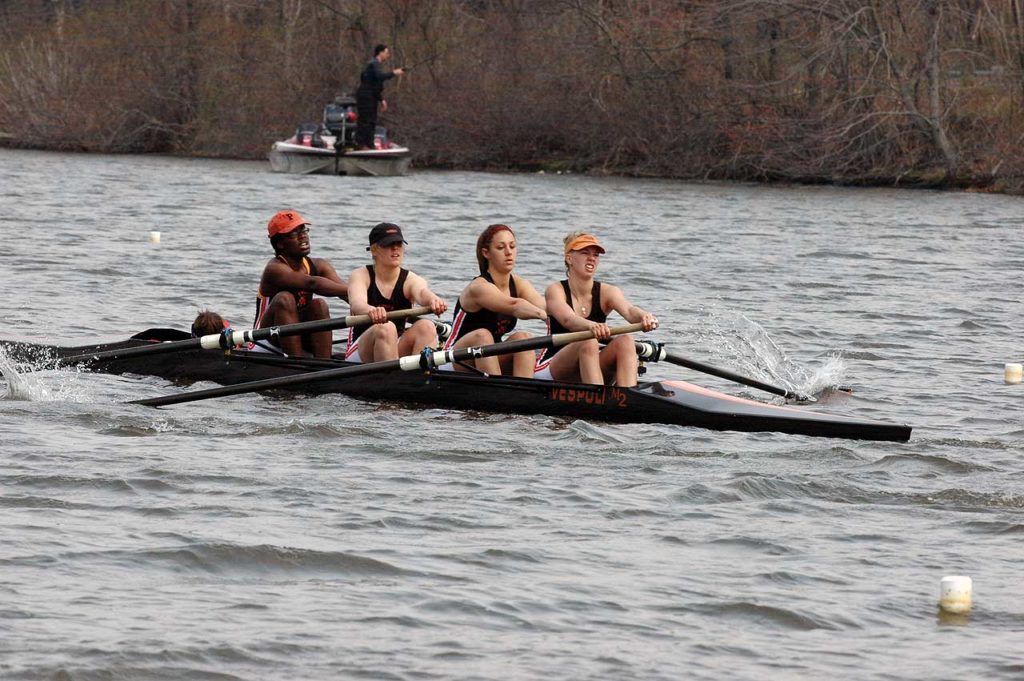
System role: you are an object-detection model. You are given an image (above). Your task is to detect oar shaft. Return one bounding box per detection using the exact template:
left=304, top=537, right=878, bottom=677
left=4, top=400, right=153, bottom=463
left=657, top=347, right=797, bottom=399
left=59, top=306, right=431, bottom=365
left=221, top=306, right=430, bottom=349
left=133, top=323, right=645, bottom=408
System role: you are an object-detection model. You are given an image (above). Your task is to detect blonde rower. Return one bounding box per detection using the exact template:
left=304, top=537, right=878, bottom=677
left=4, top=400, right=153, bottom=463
left=443, top=224, right=547, bottom=377
left=345, top=223, right=447, bottom=363
left=535, top=232, right=658, bottom=387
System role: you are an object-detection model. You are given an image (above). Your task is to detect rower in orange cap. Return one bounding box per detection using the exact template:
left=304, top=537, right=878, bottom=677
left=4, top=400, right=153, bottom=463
left=535, top=232, right=658, bottom=387
left=253, top=209, right=349, bottom=358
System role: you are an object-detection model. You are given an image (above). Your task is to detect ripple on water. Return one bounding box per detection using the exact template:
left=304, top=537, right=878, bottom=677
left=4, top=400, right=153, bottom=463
left=3, top=152, right=1024, bottom=681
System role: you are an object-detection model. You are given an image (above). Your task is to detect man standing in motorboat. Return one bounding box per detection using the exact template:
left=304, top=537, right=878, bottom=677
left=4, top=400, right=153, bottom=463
left=355, top=44, right=404, bottom=150
left=253, top=210, right=349, bottom=358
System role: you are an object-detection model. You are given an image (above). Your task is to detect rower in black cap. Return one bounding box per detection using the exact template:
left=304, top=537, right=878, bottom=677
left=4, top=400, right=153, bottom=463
left=344, top=222, right=447, bottom=363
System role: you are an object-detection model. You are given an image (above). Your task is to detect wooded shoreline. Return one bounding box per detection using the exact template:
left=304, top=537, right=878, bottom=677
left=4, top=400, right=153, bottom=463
left=2, top=1, right=1023, bottom=194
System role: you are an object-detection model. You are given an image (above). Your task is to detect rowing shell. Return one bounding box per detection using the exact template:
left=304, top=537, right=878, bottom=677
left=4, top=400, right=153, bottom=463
left=0, top=330, right=912, bottom=442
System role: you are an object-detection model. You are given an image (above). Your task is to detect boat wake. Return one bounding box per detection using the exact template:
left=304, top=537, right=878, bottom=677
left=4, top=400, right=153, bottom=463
left=691, top=307, right=847, bottom=400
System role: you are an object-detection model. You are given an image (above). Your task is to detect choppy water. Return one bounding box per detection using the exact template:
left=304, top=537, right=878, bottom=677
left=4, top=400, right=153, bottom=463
left=1, top=148, right=1022, bottom=680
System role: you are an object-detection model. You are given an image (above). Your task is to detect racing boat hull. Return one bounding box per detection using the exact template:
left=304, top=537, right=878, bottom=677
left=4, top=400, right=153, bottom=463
left=0, top=331, right=912, bottom=442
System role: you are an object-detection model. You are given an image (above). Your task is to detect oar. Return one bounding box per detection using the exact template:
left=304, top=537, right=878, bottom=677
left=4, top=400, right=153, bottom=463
left=331, top=317, right=452, bottom=346
left=634, top=340, right=804, bottom=400
left=58, top=306, right=432, bottom=365
left=133, top=323, right=645, bottom=408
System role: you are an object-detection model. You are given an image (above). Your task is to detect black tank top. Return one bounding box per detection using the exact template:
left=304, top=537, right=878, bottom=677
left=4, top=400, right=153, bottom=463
left=537, top=280, right=605, bottom=363
left=448, top=272, right=519, bottom=345
left=349, top=265, right=412, bottom=341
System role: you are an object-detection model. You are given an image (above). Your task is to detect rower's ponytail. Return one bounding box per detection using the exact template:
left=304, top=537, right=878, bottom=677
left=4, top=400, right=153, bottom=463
left=476, top=224, right=514, bottom=274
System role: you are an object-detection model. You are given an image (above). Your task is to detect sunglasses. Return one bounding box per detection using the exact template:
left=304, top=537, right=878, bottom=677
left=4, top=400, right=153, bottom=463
left=284, top=226, right=310, bottom=238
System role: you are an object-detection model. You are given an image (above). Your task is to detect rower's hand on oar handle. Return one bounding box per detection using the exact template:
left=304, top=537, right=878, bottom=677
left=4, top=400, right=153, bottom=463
left=427, top=296, right=448, bottom=316
left=588, top=322, right=612, bottom=340
left=369, top=306, right=390, bottom=325
left=640, top=313, right=659, bottom=332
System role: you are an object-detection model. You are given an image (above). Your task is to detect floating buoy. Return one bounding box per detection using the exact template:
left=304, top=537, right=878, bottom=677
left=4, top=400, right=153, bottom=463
left=1005, top=363, right=1022, bottom=385
left=149, top=231, right=161, bottom=245
left=939, top=575, right=972, bottom=614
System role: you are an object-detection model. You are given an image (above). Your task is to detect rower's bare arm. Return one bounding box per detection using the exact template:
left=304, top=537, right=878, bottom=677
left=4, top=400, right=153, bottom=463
left=467, top=279, right=545, bottom=320
left=517, top=278, right=548, bottom=312
left=346, top=267, right=372, bottom=314
left=607, top=284, right=659, bottom=331
left=263, top=261, right=339, bottom=299
left=406, top=273, right=447, bottom=315
left=315, top=259, right=350, bottom=301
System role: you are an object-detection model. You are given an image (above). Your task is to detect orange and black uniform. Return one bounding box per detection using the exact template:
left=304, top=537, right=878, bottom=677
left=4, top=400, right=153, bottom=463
left=250, top=256, right=319, bottom=345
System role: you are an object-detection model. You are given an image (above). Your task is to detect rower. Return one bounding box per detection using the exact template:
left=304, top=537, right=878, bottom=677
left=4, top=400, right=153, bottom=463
left=535, top=232, right=658, bottom=387
left=443, top=223, right=547, bottom=377
left=344, top=223, right=447, bottom=362
left=254, top=210, right=349, bottom=359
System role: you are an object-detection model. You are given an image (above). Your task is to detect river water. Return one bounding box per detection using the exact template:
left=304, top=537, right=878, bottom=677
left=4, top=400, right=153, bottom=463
left=1, top=148, right=1022, bottom=680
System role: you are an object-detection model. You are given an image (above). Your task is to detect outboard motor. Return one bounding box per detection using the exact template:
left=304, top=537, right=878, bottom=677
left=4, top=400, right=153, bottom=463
left=323, top=95, right=357, bottom=147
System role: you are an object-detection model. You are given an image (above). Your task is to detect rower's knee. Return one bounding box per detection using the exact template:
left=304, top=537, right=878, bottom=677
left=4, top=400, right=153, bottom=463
left=608, top=335, right=636, bottom=357
left=410, top=319, right=437, bottom=343
left=269, top=292, right=298, bottom=315
left=308, top=297, right=330, bottom=320
left=458, top=329, right=494, bottom=346
left=378, top=321, right=399, bottom=342
left=580, top=338, right=600, bottom=358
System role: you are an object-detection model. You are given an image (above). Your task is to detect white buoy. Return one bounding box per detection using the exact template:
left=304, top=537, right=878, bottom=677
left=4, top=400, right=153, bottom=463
left=149, top=231, right=161, bottom=245
left=1005, top=363, right=1022, bottom=385
left=939, top=575, right=972, bottom=614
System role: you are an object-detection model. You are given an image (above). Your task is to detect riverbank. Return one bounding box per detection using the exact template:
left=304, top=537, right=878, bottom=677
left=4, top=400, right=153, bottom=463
left=5, top=136, right=1017, bottom=195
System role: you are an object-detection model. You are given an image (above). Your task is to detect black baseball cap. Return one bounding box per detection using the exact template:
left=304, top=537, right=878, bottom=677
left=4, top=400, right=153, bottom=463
left=367, top=222, right=408, bottom=250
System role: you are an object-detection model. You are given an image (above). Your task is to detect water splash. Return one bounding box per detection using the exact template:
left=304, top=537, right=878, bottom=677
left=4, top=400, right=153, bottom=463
left=689, top=306, right=847, bottom=399
left=0, top=344, right=87, bottom=402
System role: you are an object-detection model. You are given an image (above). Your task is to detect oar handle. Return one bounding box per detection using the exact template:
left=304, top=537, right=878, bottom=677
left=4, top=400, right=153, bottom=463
left=552, top=323, right=645, bottom=348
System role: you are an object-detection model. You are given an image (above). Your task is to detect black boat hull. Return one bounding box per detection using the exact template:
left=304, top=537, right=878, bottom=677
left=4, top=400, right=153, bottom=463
left=0, top=331, right=913, bottom=442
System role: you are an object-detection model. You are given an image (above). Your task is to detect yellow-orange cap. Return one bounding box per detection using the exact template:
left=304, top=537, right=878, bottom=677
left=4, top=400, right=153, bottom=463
left=564, top=233, right=606, bottom=256
left=267, top=210, right=310, bottom=237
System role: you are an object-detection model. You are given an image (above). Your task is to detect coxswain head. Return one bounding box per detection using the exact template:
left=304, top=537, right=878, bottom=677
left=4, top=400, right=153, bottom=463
left=191, top=310, right=229, bottom=337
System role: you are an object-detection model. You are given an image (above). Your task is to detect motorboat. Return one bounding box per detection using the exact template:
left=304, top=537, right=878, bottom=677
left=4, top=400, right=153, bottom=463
left=268, top=95, right=411, bottom=176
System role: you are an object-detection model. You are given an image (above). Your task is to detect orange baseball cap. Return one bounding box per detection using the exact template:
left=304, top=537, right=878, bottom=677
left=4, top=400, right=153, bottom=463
left=564, top=233, right=606, bottom=255
left=267, top=210, right=310, bottom=237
